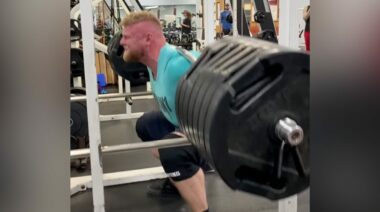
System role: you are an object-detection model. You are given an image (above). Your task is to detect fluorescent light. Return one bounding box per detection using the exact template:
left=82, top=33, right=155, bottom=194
left=144, top=6, right=159, bottom=9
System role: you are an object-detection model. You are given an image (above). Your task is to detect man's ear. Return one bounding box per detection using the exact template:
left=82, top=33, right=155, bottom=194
left=145, top=33, right=153, bottom=44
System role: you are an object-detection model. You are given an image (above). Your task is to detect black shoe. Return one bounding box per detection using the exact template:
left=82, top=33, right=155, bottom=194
left=147, top=179, right=180, bottom=198
left=202, top=163, right=215, bottom=173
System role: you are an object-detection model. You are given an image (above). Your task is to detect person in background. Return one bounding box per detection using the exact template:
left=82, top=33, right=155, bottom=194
left=181, top=10, right=192, bottom=34
left=220, top=3, right=233, bottom=36
left=303, top=5, right=310, bottom=51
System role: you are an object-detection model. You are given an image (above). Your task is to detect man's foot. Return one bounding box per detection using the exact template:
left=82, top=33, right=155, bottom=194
left=202, top=163, right=215, bottom=173
left=147, top=178, right=180, bottom=198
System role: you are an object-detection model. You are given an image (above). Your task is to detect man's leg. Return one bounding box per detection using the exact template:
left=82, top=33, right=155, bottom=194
left=171, top=168, right=208, bottom=212
left=135, top=111, right=175, bottom=142
left=135, top=111, right=175, bottom=159
left=135, top=111, right=180, bottom=197
left=159, top=133, right=209, bottom=212
left=136, top=111, right=209, bottom=210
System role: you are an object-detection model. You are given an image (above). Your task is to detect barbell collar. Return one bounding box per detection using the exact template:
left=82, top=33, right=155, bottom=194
left=275, top=117, right=304, bottom=146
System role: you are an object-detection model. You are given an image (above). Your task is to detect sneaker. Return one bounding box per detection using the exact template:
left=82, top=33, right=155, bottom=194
left=202, top=163, right=215, bottom=173
left=147, top=178, right=180, bottom=198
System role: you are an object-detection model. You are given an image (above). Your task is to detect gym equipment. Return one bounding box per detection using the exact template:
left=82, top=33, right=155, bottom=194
left=71, top=101, right=88, bottom=137
left=71, top=48, right=85, bottom=76
left=70, top=91, right=152, bottom=102
left=107, top=31, right=149, bottom=86
left=252, top=0, right=278, bottom=43
left=176, top=36, right=309, bottom=199
left=71, top=0, right=79, bottom=8
left=71, top=19, right=82, bottom=42
left=71, top=48, right=84, bottom=74
left=70, top=87, right=88, bottom=138
left=257, top=30, right=278, bottom=43
left=70, top=87, right=90, bottom=171
left=162, top=28, right=198, bottom=50
left=71, top=48, right=85, bottom=87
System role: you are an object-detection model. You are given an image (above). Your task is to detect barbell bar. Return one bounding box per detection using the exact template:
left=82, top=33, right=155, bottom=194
left=70, top=91, right=152, bottom=102
left=70, top=117, right=302, bottom=159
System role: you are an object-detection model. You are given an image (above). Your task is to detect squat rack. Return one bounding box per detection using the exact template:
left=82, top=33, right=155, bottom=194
left=71, top=1, right=179, bottom=212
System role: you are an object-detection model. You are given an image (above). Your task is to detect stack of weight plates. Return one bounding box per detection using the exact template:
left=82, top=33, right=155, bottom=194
left=176, top=36, right=310, bottom=200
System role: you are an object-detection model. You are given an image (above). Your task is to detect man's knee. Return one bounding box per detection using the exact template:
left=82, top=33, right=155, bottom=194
left=159, top=146, right=200, bottom=182
left=135, top=113, right=152, bottom=141
left=135, top=111, right=175, bottom=142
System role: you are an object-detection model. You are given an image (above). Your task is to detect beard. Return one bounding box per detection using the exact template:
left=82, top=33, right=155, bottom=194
left=122, top=49, right=141, bottom=62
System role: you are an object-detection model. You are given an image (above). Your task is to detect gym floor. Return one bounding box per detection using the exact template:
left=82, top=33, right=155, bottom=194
left=70, top=85, right=310, bottom=212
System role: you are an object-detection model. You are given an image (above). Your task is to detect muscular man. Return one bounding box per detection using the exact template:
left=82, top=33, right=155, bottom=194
left=119, top=11, right=209, bottom=212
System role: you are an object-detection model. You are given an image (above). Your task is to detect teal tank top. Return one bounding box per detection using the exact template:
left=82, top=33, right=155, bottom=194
left=148, top=43, right=200, bottom=127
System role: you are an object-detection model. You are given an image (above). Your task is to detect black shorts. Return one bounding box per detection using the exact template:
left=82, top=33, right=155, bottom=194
left=135, top=111, right=207, bottom=181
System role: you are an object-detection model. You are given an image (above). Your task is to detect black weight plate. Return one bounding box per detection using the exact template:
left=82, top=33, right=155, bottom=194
left=188, top=70, right=222, bottom=161
left=175, top=50, right=205, bottom=148
left=178, top=40, right=250, bottom=163
left=70, top=102, right=88, bottom=137
left=195, top=47, right=246, bottom=161
left=179, top=46, right=221, bottom=152
left=201, top=38, right=295, bottom=170
left=180, top=65, right=205, bottom=151
left=71, top=136, right=79, bottom=150
left=107, top=31, right=149, bottom=84
left=178, top=41, right=235, bottom=159
left=209, top=52, right=309, bottom=199
left=71, top=48, right=85, bottom=76
left=177, top=43, right=227, bottom=148
left=70, top=87, right=86, bottom=95
left=177, top=36, right=310, bottom=200
left=185, top=44, right=231, bottom=151
left=196, top=42, right=258, bottom=164
left=203, top=51, right=276, bottom=189
left=71, top=19, right=81, bottom=42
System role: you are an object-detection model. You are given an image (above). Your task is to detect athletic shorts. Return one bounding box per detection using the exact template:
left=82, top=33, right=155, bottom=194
left=135, top=111, right=207, bottom=181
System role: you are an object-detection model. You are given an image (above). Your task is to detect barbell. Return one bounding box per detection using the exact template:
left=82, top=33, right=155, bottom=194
left=107, top=35, right=310, bottom=200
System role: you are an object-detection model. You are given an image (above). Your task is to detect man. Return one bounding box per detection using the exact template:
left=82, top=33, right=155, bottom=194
left=119, top=11, right=209, bottom=212
left=220, top=3, right=233, bottom=35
